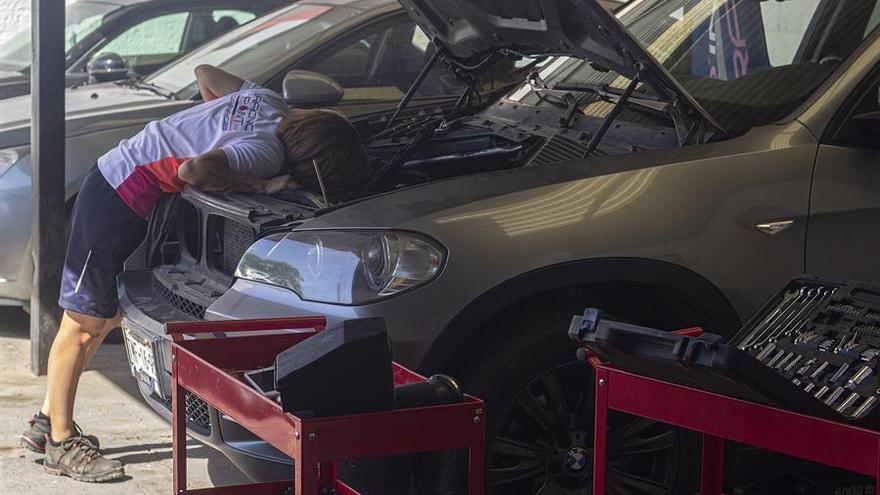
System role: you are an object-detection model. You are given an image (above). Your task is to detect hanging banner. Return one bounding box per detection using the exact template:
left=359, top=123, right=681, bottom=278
left=691, top=0, right=770, bottom=80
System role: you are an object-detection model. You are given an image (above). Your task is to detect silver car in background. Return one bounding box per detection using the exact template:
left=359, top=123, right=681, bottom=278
left=0, top=0, right=287, bottom=99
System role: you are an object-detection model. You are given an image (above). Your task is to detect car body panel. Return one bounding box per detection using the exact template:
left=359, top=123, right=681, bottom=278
left=807, top=143, right=880, bottom=283
left=0, top=83, right=188, bottom=144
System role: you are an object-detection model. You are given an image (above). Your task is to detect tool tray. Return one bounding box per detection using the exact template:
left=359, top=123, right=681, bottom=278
left=166, top=316, right=486, bottom=495
left=569, top=277, right=880, bottom=428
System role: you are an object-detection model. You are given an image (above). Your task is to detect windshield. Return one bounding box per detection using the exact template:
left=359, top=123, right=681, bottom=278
left=0, top=0, right=116, bottom=73
left=511, top=0, right=880, bottom=133
left=147, top=3, right=364, bottom=98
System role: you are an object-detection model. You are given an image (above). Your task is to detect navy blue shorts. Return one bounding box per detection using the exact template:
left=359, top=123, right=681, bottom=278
left=59, top=167, right=147, bottom=318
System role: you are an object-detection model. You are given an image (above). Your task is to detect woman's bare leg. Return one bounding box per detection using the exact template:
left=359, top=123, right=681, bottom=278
left=44, top=311, right=117, bottom=441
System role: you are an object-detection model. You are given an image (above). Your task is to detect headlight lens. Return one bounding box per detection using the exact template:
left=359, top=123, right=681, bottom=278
left=235, top=230, right=445, bottom=304
left=0, top=149, right=20, bottom=178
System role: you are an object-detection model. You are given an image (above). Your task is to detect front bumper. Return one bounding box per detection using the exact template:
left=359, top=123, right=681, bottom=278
left=118, top=270, right=295, bottom=481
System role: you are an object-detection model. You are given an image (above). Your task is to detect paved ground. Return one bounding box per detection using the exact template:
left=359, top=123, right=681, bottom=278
left=0, top=307, right=250, bottom=494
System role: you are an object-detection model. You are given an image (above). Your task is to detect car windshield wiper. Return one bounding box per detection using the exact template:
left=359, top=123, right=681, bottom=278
left=531, top=86, right=580, bottom=128
left=528, top=71, right=686, bottom=153
left=527, top=73, right=584, bottom=128
left=116, top=79, right=177, bottom=100
left=552, top=81, right=668, bottom=117
left=529, top=71, right=668, bottom=129
left=531, top=71, right=655, bottom=155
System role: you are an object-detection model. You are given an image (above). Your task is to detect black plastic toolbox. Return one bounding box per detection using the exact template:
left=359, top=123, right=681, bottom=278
left=569, top=277, right=880, bottom=428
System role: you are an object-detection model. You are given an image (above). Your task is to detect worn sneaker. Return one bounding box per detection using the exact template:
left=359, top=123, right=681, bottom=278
left=43, top=436, right=124, bottom=483
left=19, top=415, right=100, bottom=454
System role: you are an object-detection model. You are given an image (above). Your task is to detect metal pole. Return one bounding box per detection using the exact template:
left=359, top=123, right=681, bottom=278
left=384, top=48, right=442, bottom=130
left=30, top=0, right=66, bottom=375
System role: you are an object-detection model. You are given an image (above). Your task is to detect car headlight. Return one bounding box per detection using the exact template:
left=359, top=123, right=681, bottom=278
left=235, top=230, right=446, bottom=305
left=0, top=149, right=19, bottom=178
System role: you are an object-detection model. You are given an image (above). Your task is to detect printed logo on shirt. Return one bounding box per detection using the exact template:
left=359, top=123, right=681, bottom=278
left=223, top=94, right=264, bottom=132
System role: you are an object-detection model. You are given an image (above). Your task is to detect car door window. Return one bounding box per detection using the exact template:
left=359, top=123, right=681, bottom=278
left=827, top=71, right=880, bottom=149
left=206, top=9, right=257, bottom=48
left=66, top=13, right=106, bottom=51
left=99, top=12, right=190, bottom=74
left=301, top=16, right=462, bottom=102
left=180, top=9, right=257, bottom=52
left=213, top=9, right=256, bottom=26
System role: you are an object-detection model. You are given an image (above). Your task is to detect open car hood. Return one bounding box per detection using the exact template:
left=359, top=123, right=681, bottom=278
left=400, top=0, right=724, bottom=134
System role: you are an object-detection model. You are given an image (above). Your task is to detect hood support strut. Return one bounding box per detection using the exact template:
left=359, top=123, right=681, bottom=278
left=584, top=74, right=640, bottom=157
left=385, top=48, right=443, bottom=130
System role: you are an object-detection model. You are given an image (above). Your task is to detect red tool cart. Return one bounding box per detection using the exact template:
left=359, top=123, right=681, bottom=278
left=166, top=316, right=486, bottom=495
left=583, top=328, right=880, bottom=495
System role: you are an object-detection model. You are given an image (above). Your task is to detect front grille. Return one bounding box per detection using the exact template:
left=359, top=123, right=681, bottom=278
left=155, top=279, right=207, bottom=320
left=185, top=393, right=212, bottom=434
left=221, top=218, right=255, bottom=275
left=528, top=134, right=592, bottom=167
left=162, top=392, right=212, bottom=435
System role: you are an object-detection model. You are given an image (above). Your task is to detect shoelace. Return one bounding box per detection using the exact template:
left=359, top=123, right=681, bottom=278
left=72, top=422, right=86, bottom=438
left=65, top=436, right=101, bottom=461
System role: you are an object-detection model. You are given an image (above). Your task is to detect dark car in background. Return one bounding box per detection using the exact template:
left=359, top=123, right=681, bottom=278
left=119, top=0, right=880, bottom=492
left=0, top=0, right=289, bottom=99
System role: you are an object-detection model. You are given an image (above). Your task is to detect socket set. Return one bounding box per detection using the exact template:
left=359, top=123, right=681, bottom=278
left=569, top=277, right=880, bottom=427
left=731, top=278, right=880, bottom=423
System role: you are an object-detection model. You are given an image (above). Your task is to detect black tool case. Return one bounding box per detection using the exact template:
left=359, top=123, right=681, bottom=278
left=570, top=277, right=880, bottom=428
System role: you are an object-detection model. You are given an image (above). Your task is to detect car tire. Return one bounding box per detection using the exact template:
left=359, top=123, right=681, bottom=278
left=414, top=303, right=692, bottom=495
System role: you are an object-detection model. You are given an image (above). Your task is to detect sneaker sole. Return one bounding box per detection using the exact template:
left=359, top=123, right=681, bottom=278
left=44, top=462, right=125, bottom=483
left=19, top=435, right=45, bottom=454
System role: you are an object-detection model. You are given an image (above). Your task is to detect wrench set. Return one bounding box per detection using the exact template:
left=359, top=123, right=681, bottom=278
left=732, top=279, right=880, bottom=421
left=571, top=277, right=880, bottom=427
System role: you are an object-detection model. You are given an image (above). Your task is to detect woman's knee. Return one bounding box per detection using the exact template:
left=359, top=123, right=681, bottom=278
left=62, top=310, right=115, bottom=341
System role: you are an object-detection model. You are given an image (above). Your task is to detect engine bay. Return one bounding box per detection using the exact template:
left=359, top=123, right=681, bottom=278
left=351, top=95, right=682, bottom=196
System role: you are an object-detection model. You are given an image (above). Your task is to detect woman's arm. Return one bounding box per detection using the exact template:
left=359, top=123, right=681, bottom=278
left=178, top=149, right=297, bottom=194
left=194, top=65, right=246, bottom=102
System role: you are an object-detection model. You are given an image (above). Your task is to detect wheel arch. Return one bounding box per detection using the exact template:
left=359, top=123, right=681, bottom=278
left=417, top=257, right=742, bottom=374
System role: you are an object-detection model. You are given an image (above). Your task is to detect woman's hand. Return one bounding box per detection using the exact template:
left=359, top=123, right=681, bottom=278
left=195, top=65, right=245, bottom=102
left=263, top=174, right=299, bottom=195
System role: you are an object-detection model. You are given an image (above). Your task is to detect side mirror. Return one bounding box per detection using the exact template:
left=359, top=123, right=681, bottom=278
left=87, top=52, right=129, bottom=83
left=283, top=70, right=343, bottom=107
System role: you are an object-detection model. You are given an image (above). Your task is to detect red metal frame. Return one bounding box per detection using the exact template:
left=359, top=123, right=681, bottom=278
left=167, top=316, right=486, bottom=495
left=587, top=327, right=880, bottom=494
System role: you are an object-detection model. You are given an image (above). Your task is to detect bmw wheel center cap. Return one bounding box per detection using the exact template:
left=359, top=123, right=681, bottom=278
left=563, top=447, right=590, bottom=472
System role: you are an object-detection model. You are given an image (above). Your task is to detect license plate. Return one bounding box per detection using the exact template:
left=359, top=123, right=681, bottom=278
left=123, top=325, right=161, bottom=397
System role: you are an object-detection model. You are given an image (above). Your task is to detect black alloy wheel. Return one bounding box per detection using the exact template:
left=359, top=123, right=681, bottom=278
left=487, top=361, right=680, bottom=495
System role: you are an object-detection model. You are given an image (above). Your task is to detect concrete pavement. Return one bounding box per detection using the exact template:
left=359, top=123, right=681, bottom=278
left=0, top=307, right=251, bottom=494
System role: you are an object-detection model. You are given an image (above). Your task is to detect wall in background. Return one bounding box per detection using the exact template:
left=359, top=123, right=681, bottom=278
left=0, top=0, right=29, bottom=45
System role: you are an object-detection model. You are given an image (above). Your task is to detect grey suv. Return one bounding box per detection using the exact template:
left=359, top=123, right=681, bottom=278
left=120, top=0, right=880, bottom=492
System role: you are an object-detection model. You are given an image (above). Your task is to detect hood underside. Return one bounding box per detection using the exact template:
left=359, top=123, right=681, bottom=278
left=400, top=0, right=723, bottom=133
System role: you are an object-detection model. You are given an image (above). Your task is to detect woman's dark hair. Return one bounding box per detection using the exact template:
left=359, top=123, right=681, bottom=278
left=276, top=109, right=370, bottom=196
